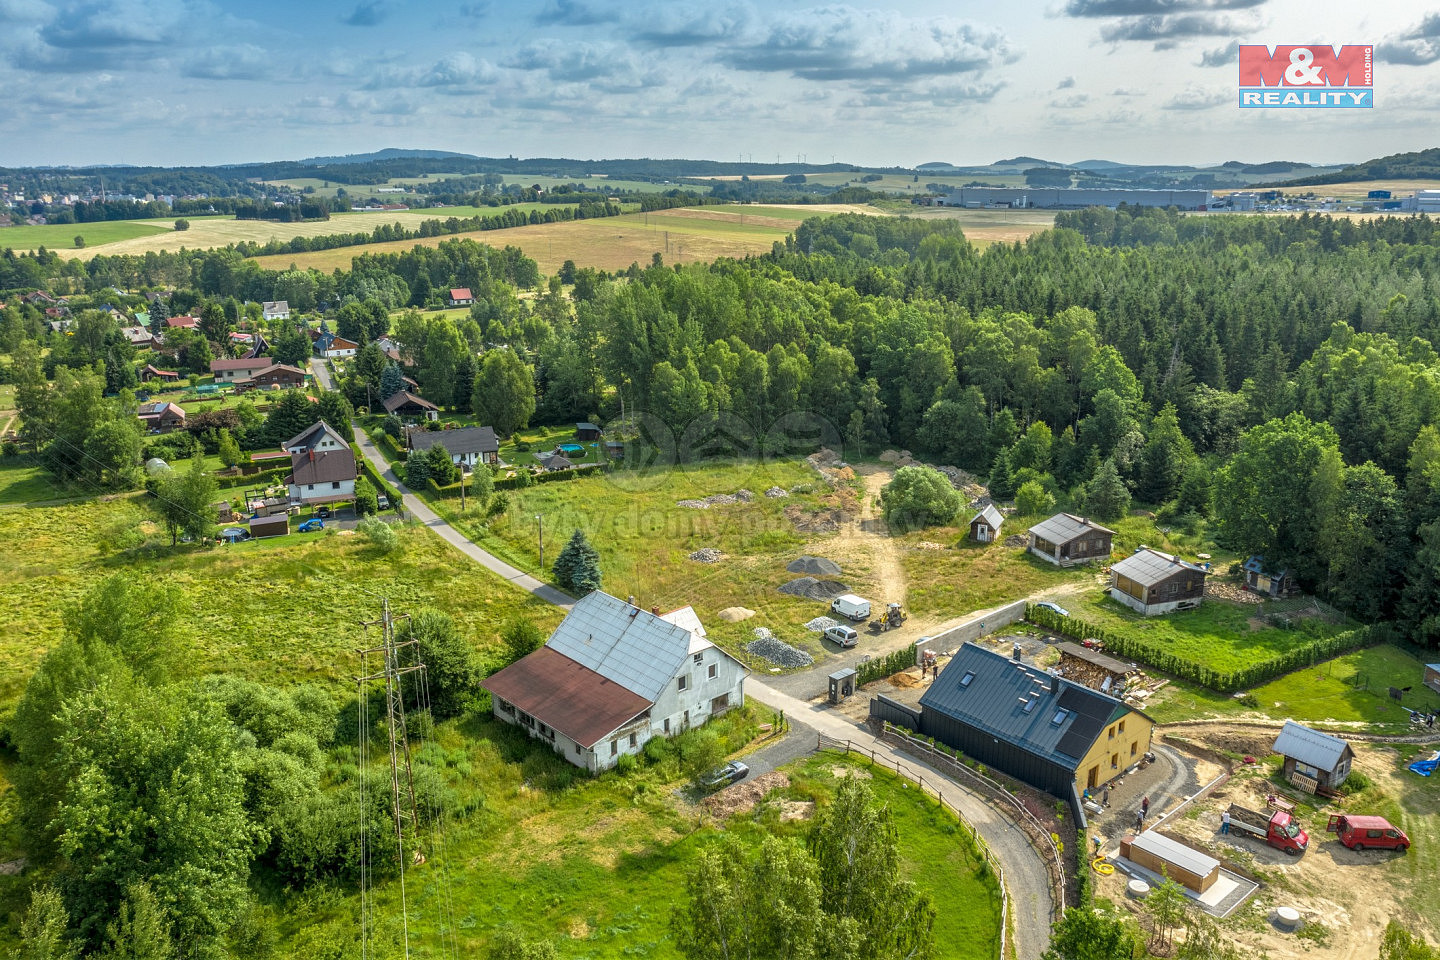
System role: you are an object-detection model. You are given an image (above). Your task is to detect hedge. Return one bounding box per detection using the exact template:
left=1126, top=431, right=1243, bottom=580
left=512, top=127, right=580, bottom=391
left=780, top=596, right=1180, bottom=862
left=492, top=464, right=603, bottom=491
left=856, top=644, right=919, bottom=687
left=1024, top=604, right=1386, bottom=692
left=350, top=443, right=402, bottom=511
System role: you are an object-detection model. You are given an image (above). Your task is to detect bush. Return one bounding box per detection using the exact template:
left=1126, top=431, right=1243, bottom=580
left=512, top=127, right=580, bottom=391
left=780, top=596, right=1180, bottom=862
left=357, top=516, right=400, bottom=554
left=398, top=609, right=482, bottom=719
left=1015, top=479, right=1056, bottom=516
left=500, top=617, right=545, bottom=665
left=1341, top=770, right=1374, bottom=793
left=881, top=465, right=962, bottom=531
left=382, top=414, right=403, bottom=439
left=353, top=476, right=378, bottom=517
left=174, top=219, right=190, bottom=231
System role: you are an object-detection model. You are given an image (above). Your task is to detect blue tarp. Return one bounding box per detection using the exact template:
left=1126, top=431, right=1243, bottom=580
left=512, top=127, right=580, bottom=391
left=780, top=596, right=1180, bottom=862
left=1408, top=752, right=1439, bottom=777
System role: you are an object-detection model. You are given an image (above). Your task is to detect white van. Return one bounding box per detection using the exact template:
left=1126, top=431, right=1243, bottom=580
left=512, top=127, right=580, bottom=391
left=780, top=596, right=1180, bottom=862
left=830, top=594, right=871, bottom=622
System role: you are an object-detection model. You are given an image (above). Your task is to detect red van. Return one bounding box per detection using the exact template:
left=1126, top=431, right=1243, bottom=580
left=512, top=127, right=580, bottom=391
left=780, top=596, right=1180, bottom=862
left=1327, top=815, right=1410, bottom=852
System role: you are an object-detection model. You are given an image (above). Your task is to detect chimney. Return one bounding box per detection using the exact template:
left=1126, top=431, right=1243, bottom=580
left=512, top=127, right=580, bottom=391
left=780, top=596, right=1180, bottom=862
left=1049, top=670, right=1061, bottom=695
left=651, top=606, right=660, bottom=615
left=627, top=595, right=636, bottom=607
left=1012, top=642, right=1022, bottom=662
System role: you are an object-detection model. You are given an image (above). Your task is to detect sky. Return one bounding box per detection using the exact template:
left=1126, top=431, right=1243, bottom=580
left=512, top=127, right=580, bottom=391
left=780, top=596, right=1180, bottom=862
left=0, top=0, right=1437, bottom=168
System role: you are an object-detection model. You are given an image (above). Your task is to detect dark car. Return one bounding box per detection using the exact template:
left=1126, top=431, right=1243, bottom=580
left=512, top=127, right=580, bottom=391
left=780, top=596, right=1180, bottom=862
left=316, top=506, right=332, bottom=519
left=298, top=518, right=324, bottom=532
left=703, top=761, right=749, bottom=791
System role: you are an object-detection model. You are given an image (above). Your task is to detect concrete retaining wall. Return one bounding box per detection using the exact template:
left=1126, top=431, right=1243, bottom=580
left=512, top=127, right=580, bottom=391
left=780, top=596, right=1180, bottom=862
left=924, top=599, right=1028, bottom=651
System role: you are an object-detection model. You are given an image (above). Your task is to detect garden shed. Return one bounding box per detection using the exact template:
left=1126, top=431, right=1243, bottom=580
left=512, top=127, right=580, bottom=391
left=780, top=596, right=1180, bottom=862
left=1120, top=831, right=1220, bottom=893
left=969, top=504, right=1003, bottom=543
left=1272, top=721, right=1353, bottom=792
left=249, top=514, right=289, bottom=539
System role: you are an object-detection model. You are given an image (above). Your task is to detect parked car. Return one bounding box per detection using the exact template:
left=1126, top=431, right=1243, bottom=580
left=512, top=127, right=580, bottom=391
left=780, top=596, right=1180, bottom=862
left=316, top=506, right=332, bottom=519
left=1035, top=601, right=1070, bottom=617
left=377, top=494, right=390, bottom=510
left=703, top=761, right=750, bottom=791
left=298, top=519, right=324, bottom=532
left=830, top=594, right=871, bottom=621
left=825, top=624, right=859, bottom=648
left=1327, top=815, right=1409, bottom=852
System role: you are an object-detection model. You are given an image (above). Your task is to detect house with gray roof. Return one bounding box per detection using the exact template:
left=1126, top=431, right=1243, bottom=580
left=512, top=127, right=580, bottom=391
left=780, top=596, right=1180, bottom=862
left=916, top=642, right=1154, bottom=801
left=1027, top=513, right=1114, bottom=567
left=1109, top=548, right=1208, bottom=615
left=407, top=424, right=499, bottom=468
left=482, top=592, right=747, bottom=772
left=1272, top=721, right=1354, bottom=791
left=969, top=503, right=1004, bottom=543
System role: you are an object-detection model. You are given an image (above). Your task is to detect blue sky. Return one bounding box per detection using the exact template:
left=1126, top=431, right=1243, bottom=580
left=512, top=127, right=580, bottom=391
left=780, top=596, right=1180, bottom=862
left=0, top=0, right=1436, bottom=167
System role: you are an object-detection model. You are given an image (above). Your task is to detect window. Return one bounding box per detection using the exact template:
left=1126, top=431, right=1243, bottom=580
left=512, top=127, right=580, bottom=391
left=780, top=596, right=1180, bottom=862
left=611, top=741, right=618, bottom=757
left=678, top=675, right=688, bottom=692
left=1022, top=697, right=1038, bottom=713
left=664, top=718, right=670, bottom=734
left=694, top=653, right=703, bottom=664
left=574, top=743, right=581, bottom=755
left=307, top=484, right=314, bottom=491
left=332, top=481, right=341, bottom=490
left=1052, top=709, right=1070, bottom=726
left=1111, top=753, right=1119, bottom=769
left=1118, top=720, right=1126, bottom=734
left=629, top=732, right=637, bottom=748
left=1108, top=725, right=1115, bottom=739
left=708, top=664, right=718, bottom=680
left=1131, top=742, right=1138, bottom=756
left=496, top=699, right=513, bottom=716
left=959, top=671, right=976, bottom=688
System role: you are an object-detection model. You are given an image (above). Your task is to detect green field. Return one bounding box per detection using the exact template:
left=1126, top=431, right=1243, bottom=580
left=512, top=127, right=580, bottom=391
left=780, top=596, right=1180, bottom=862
left=1148, top=643, right=1440, bottom=731
left=0, top=218, right=173, bottom=250
left=0, top=485, right=562, bottom=705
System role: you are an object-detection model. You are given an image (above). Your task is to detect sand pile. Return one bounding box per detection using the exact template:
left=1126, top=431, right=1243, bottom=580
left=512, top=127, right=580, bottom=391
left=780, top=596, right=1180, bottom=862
left=717, top=607, right=755, bottom=622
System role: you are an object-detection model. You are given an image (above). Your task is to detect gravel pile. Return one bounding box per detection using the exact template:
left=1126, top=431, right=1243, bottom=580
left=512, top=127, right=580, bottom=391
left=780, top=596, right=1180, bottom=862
left=787, top=555, right=841, bottom=576
left=677, top=492, right=747, bottom=509
left=804, top=616, right=839, bottom=632
left=735, top=488, right=755, bottom=502
left=746, top=632, right=815, bottom=668
left=778, top=577, right=851, bottom=602
left=688, top=547, right=724, bottom=563
left=764, top=486, right=788, bottom=498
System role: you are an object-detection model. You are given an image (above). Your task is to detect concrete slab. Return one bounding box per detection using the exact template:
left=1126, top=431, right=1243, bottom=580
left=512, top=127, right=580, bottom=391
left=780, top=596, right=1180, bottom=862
left=1113, top=857, right=1259, bottom=918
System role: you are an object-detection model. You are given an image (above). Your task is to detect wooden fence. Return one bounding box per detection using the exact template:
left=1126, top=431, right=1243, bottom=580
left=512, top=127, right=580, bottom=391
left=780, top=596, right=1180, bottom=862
left=877, top=723, right=1068, bottom=919
left=816, top=733, right=1010, bottom=960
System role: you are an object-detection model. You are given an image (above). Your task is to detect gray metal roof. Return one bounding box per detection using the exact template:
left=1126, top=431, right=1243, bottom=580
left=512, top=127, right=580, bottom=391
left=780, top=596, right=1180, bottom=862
left=919, top=642, right=1129, bottom=770
left=1271, top=721, right=1352, bottom=772
left=408, top=425, right=498, bottom=457
left=1127, top=830, right=1219, bottom=878
left=284, top=420, right=348, bottom=453
left=1111, top=548, right=1207, bottom=587
left=1028, top=513, right=1114, bottom=545
left=544, top=591, right=697, bottom=702
left=971, top=504, right=1004, bottom=529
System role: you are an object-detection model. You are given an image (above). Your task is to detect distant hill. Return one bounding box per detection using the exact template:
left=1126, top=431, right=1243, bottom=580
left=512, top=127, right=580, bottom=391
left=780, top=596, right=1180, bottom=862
left=992, top=156, right=1064, bottom=168
left=1219, top=160, right=1312, bottom=174
left=1276, top=148, right=1439, bottom=186
left=297, top=148, right=482, bottom=166
left=1070, top=159, right=1128, bottom=170
left=917, top=162, right=961, bottom=170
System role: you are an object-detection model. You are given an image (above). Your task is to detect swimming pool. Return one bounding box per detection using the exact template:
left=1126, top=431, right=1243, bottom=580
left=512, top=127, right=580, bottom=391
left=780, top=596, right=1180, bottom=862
left=558, top=443, right=586, bottom=457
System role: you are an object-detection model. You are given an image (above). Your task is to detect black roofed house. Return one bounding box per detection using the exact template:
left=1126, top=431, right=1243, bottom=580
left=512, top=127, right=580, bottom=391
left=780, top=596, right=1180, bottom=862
left=382, top=390, right=439, bottom=419
left=536, top=452, right=573, bottom=472
left=1027, top=513, right=1114, bottom=567
left=1272, top=721, right=1354, bottom=793
left=1243, top=556, right=1296, bottom=598
left=408, top=424, right=499, bottom=468
left=1109, top=548, right=1207, bottom=616
left=969, top=503, right=1004, bottom=543
left=575, top=422, right=601, bottom=442
left=917, top=642, right=1155, bottom=800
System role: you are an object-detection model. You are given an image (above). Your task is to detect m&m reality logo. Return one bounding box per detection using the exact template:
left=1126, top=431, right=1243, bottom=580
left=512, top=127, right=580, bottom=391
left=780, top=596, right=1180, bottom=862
left=1238, top=45, right=1373, bottom=108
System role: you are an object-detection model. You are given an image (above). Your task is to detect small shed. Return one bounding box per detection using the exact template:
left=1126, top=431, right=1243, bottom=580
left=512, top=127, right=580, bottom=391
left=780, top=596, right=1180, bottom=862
left=1426, top=664, right=1440, bottom=697
left=969, top=503, right=1004, bottom=543
left=828, top=668, right=857, bottom=704
left=576, top=422, right=602, bottom=442
left=249, top=514, right=290, bottom=539
left=1121, top=831, right=1220, bottom=893
left=1272, top=721, right=1354, bottom=792
left=1243, top=556, right=1296, bottom=598
left=604, top=439, right=625, bottom=459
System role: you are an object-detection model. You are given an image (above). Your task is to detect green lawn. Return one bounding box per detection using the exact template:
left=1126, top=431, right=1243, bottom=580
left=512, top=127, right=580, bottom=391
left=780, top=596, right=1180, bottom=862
left=0, top=219, right=173, bottom=250
left=0, top=488, right=561, bottom=706
left=0, top=461, right=59, bottom=505
left=1148, top=643, right=1440, bottom=732
left=1073, top=586, right=1354, bottom=676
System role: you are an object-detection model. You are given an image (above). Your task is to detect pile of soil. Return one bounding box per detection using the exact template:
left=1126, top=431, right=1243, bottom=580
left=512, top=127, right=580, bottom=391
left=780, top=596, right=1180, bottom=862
left=787, top=555, right=842, bottom=575
left=716, top=606, right=755, bottom=622
left=704, top=771, right=789, bottom=817
left=1003, top=534, right=1028, bottom=548
left=785, top=503, right=842, bottom=533
left=777, top=577, right=850, bottom=602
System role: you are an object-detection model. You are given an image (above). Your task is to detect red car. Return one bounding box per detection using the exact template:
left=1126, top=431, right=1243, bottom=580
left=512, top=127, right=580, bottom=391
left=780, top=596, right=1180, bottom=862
left=1327, top=814, right=1409, bottom=852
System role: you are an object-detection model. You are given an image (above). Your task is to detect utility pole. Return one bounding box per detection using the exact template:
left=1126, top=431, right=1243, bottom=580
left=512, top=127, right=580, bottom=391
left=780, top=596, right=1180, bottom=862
left=459, top=465, right=466, bottom=512
left=536, top=513, right=544, bottom=571
left=357, top=598, right=426, bottom=958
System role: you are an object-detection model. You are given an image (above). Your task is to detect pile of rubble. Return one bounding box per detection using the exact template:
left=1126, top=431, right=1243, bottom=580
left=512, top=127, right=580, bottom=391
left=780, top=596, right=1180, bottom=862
left=778, top=577, right=850, bottom=602
left=1206, top=580, right=1262, bottom=605
left=1004, top=534, right=1028, bottom=548
left=914, top=541, right=946, bottom=551
left=704, top=771, right=789, bottom=817
left=806, top=448, right=851, bottom=486
left=804, top=616, right=839, bottom=632
left=688, top=547, right=724, bottom=563
left=764, top=486, right=788, bottom=498
left=787, top=555, right=841, bottom=575
left=677, top=489, right=754, bottom=509
left=785, top=503, right=842, bottom=533
left=746, top=631, right=815, bottom=668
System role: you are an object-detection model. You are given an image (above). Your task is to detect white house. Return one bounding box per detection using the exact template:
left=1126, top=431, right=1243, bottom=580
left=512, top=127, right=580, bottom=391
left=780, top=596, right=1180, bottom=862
left=407, top=425, right=499, bottom=468
left=482, top=592, right=748, bottom=772
left=262, top=300, right=291, bottom=321
left=283, top=420, right=357, bottom=506
left=324, top=335, right=359, bottom=359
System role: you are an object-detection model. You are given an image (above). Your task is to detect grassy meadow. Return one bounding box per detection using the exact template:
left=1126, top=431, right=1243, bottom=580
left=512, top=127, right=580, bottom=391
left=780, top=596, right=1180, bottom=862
left=0, top=218, right=176, bottom=250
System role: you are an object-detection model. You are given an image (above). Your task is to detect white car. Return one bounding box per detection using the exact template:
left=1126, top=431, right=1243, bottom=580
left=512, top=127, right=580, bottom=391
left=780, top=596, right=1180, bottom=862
left=1034, top=601, right=1070, bottom=618
left=825, top=624, right=859, bottom=648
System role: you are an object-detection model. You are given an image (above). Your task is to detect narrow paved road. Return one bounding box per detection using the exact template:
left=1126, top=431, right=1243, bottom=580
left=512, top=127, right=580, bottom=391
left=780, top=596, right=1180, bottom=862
left=316, top=359, right=1052, bottom=956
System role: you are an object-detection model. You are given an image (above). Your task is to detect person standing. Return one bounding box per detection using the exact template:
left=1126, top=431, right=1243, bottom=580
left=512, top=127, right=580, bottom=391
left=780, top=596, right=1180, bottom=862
left=1141, top=795, right=1150, bottom=818
left=1221, top=810, right=1231, bottom=835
